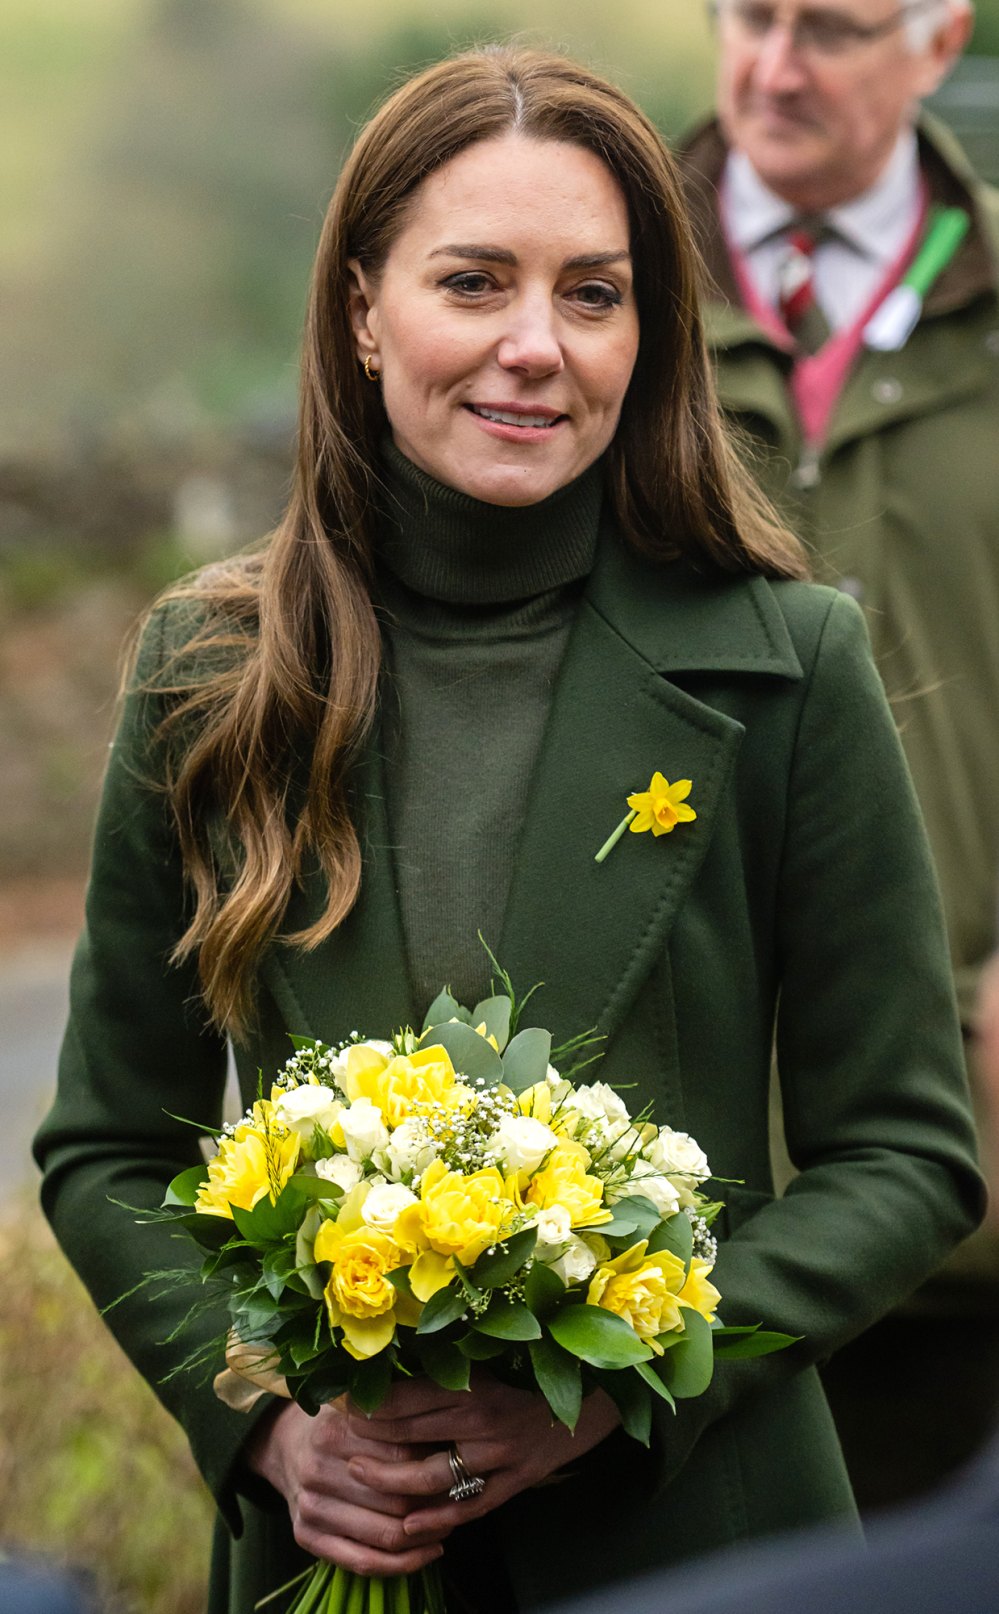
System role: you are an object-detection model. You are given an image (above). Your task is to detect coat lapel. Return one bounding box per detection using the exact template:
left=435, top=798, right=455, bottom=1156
left=497, top=530, right=802, bottom=1048
left=259, top=529, right=803, bottom=1054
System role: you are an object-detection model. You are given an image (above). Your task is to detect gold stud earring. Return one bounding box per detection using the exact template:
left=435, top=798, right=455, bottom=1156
left=363, top=355, right=381, bottom=383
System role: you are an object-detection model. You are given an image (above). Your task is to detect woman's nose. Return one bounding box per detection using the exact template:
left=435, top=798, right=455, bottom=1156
left=496, top=299, right=565, bottom=376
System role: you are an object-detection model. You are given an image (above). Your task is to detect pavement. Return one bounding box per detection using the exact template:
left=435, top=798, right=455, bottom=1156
left=0, top=937, right=74, bottom=1202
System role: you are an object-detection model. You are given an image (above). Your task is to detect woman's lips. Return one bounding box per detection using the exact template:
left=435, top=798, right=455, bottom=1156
left=465, top=402, right=567, bottom=440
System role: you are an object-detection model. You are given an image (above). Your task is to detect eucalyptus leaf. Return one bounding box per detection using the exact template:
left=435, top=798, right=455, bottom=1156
left=421, top=1021, right=503, bottom=1082
left=286, top=1174, right=344, bottom=1203
left=548, top=1304, right=654, bottom=1368
left=500, top=1027, right=552, bottom=1093
left=646, top=1209, right=694, bottom=1269
left=529, top=1334, right=582, bottom=1430
left=470, top=1228, right=537, bottom=1289
left=658, top=1308, right=715, bottom=1399
left=473, top=1300, right=542, bottom=1341
left=470, top=995, right=512, bottom=1052
left=421, top=989, right=467, bottom=1033
left=591, top=1195, right=662, bottom=1245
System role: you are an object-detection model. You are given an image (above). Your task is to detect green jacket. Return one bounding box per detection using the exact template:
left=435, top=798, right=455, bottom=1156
left=680, top=114, right=999, bottom=1028
left=35, top=529, right=983, bottom=1611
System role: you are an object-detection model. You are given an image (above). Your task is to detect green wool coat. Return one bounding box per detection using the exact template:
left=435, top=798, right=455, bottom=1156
left=35, top=524, right=983, bottom=1612
left=680, top=113, right=999, bottom=1031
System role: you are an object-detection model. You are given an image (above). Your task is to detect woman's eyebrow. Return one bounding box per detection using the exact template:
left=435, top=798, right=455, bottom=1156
left=429, top=244, right=632, bottom=268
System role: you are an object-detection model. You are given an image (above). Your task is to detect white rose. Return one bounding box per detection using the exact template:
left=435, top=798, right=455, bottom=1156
left=313, top=1154, right=363, bottom=1192
left=338, top=1097, right=390, bottom=1162
left=488, top=1114, right=557, bottom=1175
left=550, top=1235, right=598, bottom=1285
left=629, top=1161, right=682, bottom=1219
left=380, top=1119, right=438, bottom=1180
left=361, top=1181, right=418, bottom=1231
left=272, top=1083, right=344, bottom=1140
left=572, top=1081, right=631, bottom=1127
left=533, top=1204, right=573, bottom=1255
left=646, top=1128, right=710, bottom=1184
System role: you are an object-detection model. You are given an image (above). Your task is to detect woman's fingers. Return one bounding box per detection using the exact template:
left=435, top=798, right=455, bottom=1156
left=349, top=1447, right=456, bottom=1498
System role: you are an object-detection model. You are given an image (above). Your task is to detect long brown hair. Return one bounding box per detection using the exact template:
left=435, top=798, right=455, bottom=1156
left=148, top=44, right=807, bottom=1036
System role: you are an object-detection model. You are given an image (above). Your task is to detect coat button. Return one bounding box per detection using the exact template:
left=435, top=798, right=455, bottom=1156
left=872, top=378, right=903, bottom=404
left=837, top=576, right=864, bottom=602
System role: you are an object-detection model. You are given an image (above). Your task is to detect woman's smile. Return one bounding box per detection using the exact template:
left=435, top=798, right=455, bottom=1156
left=348, top=132, right=639, bottom=506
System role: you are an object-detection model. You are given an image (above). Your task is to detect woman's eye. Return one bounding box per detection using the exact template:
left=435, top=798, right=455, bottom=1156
left=440, top=271, right=495, bottom=296
left=570, top=281, right=624, bottom=312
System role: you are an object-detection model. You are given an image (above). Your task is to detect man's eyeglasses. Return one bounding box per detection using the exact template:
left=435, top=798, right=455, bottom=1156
left=709, top=0, right=944, bottom=57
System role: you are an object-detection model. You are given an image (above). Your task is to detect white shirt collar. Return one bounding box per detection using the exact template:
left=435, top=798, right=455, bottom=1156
left=723, top=129, right=921, bottom=265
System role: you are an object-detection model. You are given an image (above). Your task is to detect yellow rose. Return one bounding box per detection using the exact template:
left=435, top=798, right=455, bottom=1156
left=340, top=1042, right=464, bottom=1129
left=525, top=1140, right=612, bottom=1228
left=314, top=1192, right=420, bottom=1360
left=678, top=1256, right=721, bottom=1324
left=195, top=1101, right=300, bottom=1219
left=587, top=1240, right=688, bottom=1353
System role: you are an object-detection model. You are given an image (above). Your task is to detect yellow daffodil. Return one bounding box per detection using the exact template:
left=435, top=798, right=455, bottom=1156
left=677, top=1256, right=722, bottom=1324
left=314, top=1185, right=421, bottom=1359
left=195, top=1101, right=300, bottom=1219
left=525, top=1140, right=612, bottom=1228
left=627, top=773, right=697, bottom=836
left=595, top=772, right=696, bottom=863
left=587, top=1239, right=688, bottom=1352
left=339, top=1042, right=466, bottom=1129
left=395, top=1159, right=522, bottom=1299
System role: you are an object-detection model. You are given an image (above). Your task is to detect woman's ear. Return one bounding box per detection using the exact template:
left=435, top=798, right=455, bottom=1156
left=347, top=259, right=380, bottom=367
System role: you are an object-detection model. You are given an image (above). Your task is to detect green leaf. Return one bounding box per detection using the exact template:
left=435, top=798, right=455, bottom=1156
left=421, top=989, right=468, bottom=1033
left=592, top=1195, right=662, bottom=1244
left=286, top=1174, right=344, bottom=1203
left=548, top=1304, right=654, bottom=1368
left=470, top=1228, right=537, bottom=1289
left=524, top=1260, right=566, bottom=1318
left=473, top=1300, right=542, bottom=1341
left=711, top=1327, right=800, bottom=1360
left=164, top=1164, right=208, bottom=1207
left=417, top=1336, right=472, bottom=1392
left=231, top=1185, right=307, bottom=1245
left=470, top=995, right=512, bottom=1052
left=457, top=1331, right=508, bottom=1360
left=529, top=1334, right=582, bottom=1430
left=421, top=1021, right=503, bottom=1082
left=646, top=1209, right=693, bottom=1269
left=416, top=1284, right=469, bottom=1335
left=289, top=1034, right=321, bottom=1052
left=500, top=1027, right=552, bottom=1093
left=262, top=1248, right=297, bottom=1302
left=658, top=1309, right=715, bottom=1399
left=635, top=1358, right=677, bottom=1410
left=348, top=1351, right=394, bottom=1415
left=600, top=1369, right=652, bottom=1446
left=387, top=1265, right=415, bottom=1300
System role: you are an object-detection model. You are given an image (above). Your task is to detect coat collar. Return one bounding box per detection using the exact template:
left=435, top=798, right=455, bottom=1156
left=259, top=530, right=801, bottom=1056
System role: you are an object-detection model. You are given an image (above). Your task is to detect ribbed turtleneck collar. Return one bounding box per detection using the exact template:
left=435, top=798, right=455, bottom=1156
left=374, top=437, right=602, bottom=606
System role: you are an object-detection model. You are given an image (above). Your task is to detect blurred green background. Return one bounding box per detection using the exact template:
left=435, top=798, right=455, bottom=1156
left=0, top=6, right=996, bottom=1610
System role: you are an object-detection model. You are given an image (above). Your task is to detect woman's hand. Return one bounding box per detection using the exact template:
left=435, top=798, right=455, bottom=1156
left=349, top=1372, right=622, bottom=1540
left=244, top=1398, right=448, bottom=1576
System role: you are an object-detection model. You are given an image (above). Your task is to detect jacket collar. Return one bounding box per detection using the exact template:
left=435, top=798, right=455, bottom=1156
left=258, top=529, right=800, bottom=1055
left=680, top=111, right=999, bottom=348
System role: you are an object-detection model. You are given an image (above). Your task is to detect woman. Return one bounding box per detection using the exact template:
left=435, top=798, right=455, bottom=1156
left=35, top=44, right=982, bottom=1614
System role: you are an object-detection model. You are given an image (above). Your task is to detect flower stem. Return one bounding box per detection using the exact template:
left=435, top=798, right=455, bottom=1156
left=594, top=809, right=636, bottom=863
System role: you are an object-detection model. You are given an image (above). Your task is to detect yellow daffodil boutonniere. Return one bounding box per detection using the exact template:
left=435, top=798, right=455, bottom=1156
left=595, top=771, right=697, bottom=863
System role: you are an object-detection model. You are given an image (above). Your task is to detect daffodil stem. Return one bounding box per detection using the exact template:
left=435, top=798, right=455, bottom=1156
left=594, top=809, right=636, bottom=863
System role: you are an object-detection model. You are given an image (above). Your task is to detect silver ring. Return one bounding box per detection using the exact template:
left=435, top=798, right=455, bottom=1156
left=447, top=1443, right=486, bottom=1502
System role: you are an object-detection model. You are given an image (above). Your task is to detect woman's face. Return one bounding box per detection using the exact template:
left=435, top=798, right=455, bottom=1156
left=349, top=132, right=640, bottom=507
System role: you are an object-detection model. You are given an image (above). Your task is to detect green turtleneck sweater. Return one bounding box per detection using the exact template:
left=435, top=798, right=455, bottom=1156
left=375, top=441, right=601, bottom=1011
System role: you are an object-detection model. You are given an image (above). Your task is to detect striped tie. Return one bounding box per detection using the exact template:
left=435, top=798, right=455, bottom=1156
left=778, top=223, right=831, bottom=355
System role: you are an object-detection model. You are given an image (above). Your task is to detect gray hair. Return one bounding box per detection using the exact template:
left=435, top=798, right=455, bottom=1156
left=904, top=0, right=972, bottom=51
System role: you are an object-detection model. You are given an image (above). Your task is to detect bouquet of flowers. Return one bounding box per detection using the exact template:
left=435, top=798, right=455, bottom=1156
left=146, top=964, right=793, bottom=1614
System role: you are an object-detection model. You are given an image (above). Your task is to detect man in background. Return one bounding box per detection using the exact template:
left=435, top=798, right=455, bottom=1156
left=679, top=0, right=999, bottom=1507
